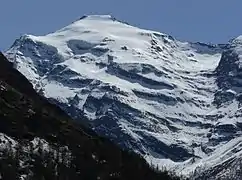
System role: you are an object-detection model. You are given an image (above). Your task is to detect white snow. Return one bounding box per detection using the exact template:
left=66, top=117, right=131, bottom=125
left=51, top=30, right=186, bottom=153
left=0, top=133, right=17, bottom=150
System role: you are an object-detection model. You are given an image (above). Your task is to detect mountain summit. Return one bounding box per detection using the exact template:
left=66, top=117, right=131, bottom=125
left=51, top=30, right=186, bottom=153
left=5, top=15, right=242, bottom=179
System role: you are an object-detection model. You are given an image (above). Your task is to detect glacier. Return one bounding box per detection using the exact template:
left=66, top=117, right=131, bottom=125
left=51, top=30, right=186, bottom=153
left=5, top=15, right=242, bottom=179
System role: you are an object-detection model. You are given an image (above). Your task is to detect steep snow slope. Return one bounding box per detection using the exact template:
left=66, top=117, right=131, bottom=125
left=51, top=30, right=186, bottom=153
left=0, top=52, right=173, bottom=180
left=5, top=15, right=242, bottom=178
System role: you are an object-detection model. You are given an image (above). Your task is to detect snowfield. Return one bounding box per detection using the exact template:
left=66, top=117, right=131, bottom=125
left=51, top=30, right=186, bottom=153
left=5, top=15, right=242, bottom=179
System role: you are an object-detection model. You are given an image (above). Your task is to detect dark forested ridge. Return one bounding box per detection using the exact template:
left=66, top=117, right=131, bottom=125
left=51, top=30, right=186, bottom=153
left=0, top=52, right=180, bottom=180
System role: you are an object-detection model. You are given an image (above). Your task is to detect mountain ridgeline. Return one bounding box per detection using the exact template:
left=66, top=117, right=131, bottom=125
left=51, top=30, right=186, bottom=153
left=4, top=15, right=242, bottom=179
left=0, top=52, right=178, bottom=179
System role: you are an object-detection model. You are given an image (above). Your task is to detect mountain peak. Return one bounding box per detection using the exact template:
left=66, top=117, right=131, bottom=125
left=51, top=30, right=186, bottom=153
left=75, top=14, right=131, bottom=27
left=5, top=15, right=242, bottom=179
left=231, top=35, right=242, bottom=45
left=79, top=15, right=116, bottom=21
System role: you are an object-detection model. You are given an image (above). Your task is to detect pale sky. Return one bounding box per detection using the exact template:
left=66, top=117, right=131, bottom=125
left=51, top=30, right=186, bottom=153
left=1, top=0, right=242, bottom=50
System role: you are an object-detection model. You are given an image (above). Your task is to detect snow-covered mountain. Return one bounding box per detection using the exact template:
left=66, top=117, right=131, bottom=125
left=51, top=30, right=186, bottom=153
left=0, top=52, right=169, bottom=180
left=5, top=15, right=242, bottom=179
